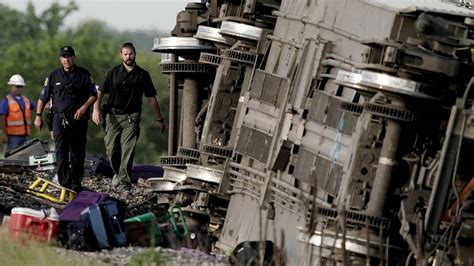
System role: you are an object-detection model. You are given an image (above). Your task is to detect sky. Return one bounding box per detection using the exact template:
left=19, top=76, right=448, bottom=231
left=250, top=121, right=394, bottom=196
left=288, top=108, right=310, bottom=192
left=0, top=0, right=193, bottom=31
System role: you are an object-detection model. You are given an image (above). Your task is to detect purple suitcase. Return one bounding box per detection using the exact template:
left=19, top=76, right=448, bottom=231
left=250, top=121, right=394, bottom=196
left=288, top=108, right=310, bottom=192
left=130, top=164, right=164, bottom=183
left=59, top=191, right=109, bottom=221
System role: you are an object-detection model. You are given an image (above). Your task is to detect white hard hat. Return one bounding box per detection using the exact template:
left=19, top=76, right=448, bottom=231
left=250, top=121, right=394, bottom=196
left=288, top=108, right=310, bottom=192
left=7, top=74, right=26, bottom=86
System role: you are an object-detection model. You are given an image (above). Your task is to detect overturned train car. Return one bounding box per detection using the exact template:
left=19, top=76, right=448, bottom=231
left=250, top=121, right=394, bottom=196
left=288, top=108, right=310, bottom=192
left=152, top=0, right=474, bottom=264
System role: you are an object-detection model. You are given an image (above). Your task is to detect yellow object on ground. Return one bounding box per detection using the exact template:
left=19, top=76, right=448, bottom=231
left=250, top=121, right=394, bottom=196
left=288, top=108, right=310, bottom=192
left=27, top=177, right=76, bottom=204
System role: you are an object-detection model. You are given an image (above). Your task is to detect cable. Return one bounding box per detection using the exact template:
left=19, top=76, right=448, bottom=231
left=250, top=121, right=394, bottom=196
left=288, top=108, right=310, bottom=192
left=405, top=251, right=414, bottom=266
left=426, top=219, right=452, bottom=259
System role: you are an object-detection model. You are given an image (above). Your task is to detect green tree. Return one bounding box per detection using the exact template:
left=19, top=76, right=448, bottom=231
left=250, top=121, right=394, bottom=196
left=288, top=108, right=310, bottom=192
left=40, top=1, right=79, bottom=36
left=0, top=1, right=169, bottom=163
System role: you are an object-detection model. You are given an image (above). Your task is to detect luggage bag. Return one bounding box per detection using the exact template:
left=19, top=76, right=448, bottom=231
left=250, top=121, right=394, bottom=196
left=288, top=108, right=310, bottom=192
left=80, top=200, right=127, bottom=249
left=59, top=190, right=109, bottom=222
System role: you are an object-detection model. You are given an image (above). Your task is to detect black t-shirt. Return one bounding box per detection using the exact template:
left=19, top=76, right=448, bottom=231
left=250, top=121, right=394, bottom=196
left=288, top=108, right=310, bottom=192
left=99, top=64, right=157, bottom=114
left=39, top=66, right=97, bottom=113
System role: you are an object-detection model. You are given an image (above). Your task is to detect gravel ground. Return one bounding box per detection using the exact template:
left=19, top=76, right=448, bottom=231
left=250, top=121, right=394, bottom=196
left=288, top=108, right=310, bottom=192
left=55, top=246, right=230, bottom=265
left=157, top=247, right=229, bottom=266
left=0, top=185, right=50, bottom=212
left=81, top=175, right=168, bottom=218
left=0, top=171, right=161, bottom=218
left=82, top=176, right=153, bottom=204
left=0, top=171, right=53, bottom=212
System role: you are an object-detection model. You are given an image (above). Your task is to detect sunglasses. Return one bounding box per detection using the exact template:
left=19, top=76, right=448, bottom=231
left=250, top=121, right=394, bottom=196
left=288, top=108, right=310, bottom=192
left=14, top=86, right=24, bottom=88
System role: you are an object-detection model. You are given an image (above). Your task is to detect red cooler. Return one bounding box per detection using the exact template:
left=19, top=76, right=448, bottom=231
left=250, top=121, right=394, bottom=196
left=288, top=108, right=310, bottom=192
left=8, top=207, right=60, bottom=242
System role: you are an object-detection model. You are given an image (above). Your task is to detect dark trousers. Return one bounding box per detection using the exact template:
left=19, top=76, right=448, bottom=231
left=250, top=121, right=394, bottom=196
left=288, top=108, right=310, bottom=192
left=53, top=114, right=88, bottom=191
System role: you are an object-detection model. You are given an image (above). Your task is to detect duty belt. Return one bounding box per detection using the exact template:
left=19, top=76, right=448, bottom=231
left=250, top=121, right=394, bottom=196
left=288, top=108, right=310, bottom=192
left=54, top=112, right=87, bottom=129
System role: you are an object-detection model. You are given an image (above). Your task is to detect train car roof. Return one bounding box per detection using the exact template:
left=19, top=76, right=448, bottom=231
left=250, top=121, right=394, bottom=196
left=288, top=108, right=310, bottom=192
left=366, top=0, right=474, bottom=17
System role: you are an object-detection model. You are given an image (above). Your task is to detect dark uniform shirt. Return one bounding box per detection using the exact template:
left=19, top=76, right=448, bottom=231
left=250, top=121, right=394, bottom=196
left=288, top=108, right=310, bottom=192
left=99, top=64, right=157, bottom=114
left=40, top=66, right=96, bottom=113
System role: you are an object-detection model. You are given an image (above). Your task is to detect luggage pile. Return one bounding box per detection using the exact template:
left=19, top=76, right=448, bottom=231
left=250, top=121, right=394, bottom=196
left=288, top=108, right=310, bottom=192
left=2, top=190, right=209, bottom=253
left=0, top=138, right=211, bottom=257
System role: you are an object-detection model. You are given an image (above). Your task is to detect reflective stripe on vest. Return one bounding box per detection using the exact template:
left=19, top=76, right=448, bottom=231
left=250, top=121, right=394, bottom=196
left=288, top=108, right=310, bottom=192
left=5, top=95, right=31, bottom=136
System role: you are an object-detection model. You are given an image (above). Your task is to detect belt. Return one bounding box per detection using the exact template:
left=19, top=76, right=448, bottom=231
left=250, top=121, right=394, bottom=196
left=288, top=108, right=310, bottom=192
left=109, top=108, right=138, bottom=115
left=53, top=112, right=88, bottom=120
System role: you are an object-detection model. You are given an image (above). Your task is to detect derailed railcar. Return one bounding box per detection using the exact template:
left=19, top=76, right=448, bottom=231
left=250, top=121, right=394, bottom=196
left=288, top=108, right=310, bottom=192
left=153, top=0, right=474, bottom=264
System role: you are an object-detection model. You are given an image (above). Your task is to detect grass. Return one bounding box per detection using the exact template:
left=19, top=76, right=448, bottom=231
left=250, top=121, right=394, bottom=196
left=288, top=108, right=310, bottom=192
left=0, top=226, right=166, bottom=266
left=0, top=227, right=93, bottom=266
left=128, top=249, right=165, bottom=266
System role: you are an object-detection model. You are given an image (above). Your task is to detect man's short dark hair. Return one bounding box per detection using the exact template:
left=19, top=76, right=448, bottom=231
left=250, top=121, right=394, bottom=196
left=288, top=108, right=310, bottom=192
left=121, top=42, right=136, bottom=53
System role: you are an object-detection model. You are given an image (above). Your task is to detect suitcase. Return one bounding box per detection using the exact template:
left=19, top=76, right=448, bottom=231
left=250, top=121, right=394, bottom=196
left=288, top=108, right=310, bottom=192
left=60, top=190, right=109, bottom=222
left=4, top=138, right=49, bottom=161
left=80, top=204, right=110, bottom=249
left=100, top=201, right=127, bottom=247
left=84, top=154, right=114, bottom=178
left=80, top=201, right=127, bottom=249
left=130, top=164, right=164, bottom=182
left=68, top=221, right=97, bottom=251
left=58, top=221, right=98, bottom=251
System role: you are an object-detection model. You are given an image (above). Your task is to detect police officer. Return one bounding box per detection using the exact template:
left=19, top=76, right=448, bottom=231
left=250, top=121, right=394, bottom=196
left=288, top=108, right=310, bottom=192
left=92, top=42, right=165, bottom=192
left=34, top=46, right=97, bottom=191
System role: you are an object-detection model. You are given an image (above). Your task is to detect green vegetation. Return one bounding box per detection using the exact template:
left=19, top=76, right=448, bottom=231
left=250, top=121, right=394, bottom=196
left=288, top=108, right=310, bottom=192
left=129, top=249, right=165, bottom=266
left=0, top=1, right=170, bottom=163
left=0, top=227, right=98, bottom=266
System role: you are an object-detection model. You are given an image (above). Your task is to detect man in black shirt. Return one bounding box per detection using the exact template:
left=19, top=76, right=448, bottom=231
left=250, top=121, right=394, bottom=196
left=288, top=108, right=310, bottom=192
left=92, top=42, right=165, bottom=191
left=34, top=46, right=97, bottom=192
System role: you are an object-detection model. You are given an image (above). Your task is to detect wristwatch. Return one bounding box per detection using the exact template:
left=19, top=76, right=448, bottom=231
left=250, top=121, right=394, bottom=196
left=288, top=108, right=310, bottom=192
left=157, top=118, right=164, bottom=122
left=35, top=113, right=42, bottom=117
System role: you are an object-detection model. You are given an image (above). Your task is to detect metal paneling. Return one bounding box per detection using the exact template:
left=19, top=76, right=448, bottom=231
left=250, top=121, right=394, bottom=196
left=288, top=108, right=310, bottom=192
left=309, top=91, right=358, bottom=135
left=293, top=148, right=316, bottom=181
left=250, top=69, right=289, bottom=107
left=365, top=0, right=474, bottom=17
left=235, top=125, right=273, bottom=163
left=313, top=155, right=343, bottom=196
left=293, top=148, right=343, bottom=196
left=308, top=91, right=330, bottom=124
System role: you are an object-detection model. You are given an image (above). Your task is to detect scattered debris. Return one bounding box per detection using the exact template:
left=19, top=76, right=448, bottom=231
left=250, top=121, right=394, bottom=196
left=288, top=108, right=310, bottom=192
left=0, top=168, right=229, bottom=265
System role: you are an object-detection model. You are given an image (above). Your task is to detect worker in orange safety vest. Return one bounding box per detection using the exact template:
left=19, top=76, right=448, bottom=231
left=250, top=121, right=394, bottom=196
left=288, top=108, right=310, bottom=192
left=0, top=74, right=36, bottom=152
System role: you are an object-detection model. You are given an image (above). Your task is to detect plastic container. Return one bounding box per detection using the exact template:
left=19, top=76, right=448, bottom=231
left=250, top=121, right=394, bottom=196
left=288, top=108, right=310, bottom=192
left=125, top=212, right=162, bottom=246
left=9, top=207, right=60, bottom=242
